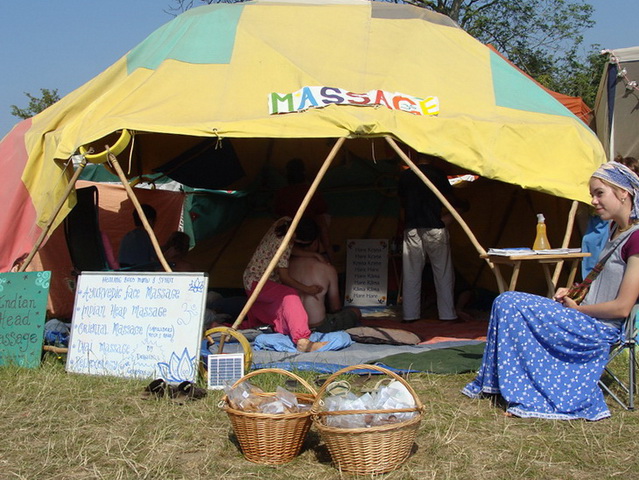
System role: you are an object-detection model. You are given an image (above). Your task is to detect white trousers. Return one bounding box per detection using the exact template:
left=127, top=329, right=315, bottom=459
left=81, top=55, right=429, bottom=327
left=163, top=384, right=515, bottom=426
left=402, top=227, right=456, bottom=320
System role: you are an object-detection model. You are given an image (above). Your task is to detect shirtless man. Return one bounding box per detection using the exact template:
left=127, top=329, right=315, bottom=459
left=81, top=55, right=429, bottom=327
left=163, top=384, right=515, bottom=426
left=242, top=217, right=327, bottom=352
left=289, top=219, right=361, bottom=332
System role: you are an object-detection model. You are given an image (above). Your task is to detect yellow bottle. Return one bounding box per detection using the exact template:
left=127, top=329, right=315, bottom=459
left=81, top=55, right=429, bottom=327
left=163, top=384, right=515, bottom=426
left=533, top=213, right=551, bottom=250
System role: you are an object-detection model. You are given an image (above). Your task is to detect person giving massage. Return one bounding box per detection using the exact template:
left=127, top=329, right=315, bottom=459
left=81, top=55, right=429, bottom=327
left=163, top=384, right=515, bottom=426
left=242, top=217, right=329, bottom=352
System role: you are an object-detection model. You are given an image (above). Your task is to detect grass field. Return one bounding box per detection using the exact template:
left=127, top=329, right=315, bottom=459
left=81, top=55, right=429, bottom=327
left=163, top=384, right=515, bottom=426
left=1, top=353, right=637, bottom=480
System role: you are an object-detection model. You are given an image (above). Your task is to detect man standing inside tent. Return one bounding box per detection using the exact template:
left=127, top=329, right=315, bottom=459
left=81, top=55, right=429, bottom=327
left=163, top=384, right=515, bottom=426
left=398, top=153, right=461, bottom=323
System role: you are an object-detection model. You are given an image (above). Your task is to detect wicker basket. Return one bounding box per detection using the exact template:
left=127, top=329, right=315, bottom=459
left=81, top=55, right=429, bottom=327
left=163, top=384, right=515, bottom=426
left=220, top=368, right=317, bottom=465
left=312, top=364, right=424, bottom=475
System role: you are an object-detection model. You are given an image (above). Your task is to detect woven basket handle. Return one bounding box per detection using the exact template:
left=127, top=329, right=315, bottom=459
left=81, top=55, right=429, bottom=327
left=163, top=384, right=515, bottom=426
left=229, top=367, right=318, bottom=396
left=312, top=364, right=423, bottom=412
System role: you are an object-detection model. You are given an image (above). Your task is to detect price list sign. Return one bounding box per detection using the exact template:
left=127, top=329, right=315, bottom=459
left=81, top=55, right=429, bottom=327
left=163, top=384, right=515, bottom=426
left=344, top=239, right=388, bottom=306
left=67, top=272, right=208, bottom=381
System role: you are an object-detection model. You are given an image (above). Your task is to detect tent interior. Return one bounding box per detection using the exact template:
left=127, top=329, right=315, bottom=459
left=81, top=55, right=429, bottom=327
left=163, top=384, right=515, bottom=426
left=7, top=1, right=604, bottom=322
left=31, top=135, right=582, bottom=320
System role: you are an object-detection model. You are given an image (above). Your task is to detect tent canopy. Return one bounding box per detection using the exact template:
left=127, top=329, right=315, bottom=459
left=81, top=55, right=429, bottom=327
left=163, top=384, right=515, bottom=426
left=1, top=0, right=605, bottom=274
left=594, top=46, right=639, bottom=160
left=486, top=44, right=593, bottom=126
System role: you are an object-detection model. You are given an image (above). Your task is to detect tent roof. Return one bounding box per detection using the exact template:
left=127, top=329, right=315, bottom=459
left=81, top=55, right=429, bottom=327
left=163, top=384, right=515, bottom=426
left=486, top=44, right=593, bottom=125
left=0, top=0, right=606, bottom=271
left=594, top=46, right=639, bottom=160
left=607, top=46, right=639, bottom=62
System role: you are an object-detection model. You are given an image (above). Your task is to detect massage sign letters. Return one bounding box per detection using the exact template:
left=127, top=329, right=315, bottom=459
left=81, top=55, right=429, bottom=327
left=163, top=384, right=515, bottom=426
left=268, top=86, right=439, bottom=116
left=345, top=239, right=389, bottom=307
left=0, top=271, right=50, bottom=368
left=67, top=272, right=208, bottom=381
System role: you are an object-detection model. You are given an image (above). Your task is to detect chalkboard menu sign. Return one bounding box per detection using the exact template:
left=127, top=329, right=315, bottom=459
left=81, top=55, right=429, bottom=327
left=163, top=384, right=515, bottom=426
left=344, top=239, right=388, bottom=306
left=0, top=271, right=51, bottom=368
left=67, top=272, right=208, bottom=381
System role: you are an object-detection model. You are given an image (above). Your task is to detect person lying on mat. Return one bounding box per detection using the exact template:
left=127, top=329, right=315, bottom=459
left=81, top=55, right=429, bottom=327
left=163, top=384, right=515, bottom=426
left=242, top=217, right=328, bottom=352
left=463, top=160, right=639, bottom=420
left=288, top=218, right=361, bottom=332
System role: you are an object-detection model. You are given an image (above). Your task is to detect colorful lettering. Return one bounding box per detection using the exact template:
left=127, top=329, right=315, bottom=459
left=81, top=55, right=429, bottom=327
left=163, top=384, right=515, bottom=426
left=268, top=86, right=439, bottom=116
left=296, top=86, right=319, bottom=110
left=345, top=91, right=371, bottom=105
left=268, top=92, right=294, bottom=114
left=321, top=86, right=344, bottom=104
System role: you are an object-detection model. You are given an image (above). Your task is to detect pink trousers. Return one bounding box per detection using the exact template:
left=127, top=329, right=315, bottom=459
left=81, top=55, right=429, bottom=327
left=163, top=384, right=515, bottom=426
left=245, top=281, right=311, bottom=344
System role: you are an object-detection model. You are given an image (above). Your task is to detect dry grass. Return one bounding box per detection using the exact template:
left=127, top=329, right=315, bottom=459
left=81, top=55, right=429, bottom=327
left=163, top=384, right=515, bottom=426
left=1, top=353, right=637, bottom=480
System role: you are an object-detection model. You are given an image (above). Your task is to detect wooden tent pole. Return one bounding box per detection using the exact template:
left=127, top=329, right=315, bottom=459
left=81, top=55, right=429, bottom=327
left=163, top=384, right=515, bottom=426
left=384, top=137, right=491, bottom=264
left=108, top=152, right=173, bottom=272
left=19, top=159, right=88, bottom=272
left=551, top=200, right=579, bottom=287
left=228, top=137, right=346, bottom=333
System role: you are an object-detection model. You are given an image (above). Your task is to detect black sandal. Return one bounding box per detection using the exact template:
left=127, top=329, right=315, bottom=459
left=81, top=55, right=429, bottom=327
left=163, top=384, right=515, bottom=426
left=172, top=381, right=208, bottom=403
left=142, top=378, right=168, bottom=399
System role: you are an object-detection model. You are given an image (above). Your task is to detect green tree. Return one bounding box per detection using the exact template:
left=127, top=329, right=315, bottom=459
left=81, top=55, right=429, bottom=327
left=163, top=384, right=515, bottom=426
left=403, top=1, right=594, bottom=86
left=10, top=88, right=61, bottom=119
left=542, top=48, right=607, bottom=107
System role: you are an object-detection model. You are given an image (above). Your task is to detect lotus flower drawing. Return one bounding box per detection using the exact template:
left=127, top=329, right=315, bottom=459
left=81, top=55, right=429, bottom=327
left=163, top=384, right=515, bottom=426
left=157, top=347, right=195, bottom=382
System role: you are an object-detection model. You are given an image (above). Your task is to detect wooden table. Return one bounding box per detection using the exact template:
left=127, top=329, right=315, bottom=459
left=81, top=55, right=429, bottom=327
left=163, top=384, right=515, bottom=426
left=482, top=252, right=591, bottom=297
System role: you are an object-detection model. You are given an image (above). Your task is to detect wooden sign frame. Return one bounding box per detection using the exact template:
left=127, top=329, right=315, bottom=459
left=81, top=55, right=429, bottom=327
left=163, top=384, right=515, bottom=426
left=66, top=271, right=208, bottom=381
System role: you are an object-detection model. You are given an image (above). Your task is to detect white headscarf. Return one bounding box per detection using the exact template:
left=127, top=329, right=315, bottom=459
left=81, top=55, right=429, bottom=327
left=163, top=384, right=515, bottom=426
left=591, top=161, right=639, bottom=220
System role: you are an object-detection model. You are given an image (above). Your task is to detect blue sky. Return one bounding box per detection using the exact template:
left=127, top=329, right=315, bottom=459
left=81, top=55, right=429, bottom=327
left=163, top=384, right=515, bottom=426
left=1, top=0, right=637, bottom=139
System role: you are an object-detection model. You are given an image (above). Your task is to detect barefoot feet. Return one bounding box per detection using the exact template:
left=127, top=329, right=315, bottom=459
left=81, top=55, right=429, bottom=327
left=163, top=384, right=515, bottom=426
left=296, top=338, right=328, bottom=352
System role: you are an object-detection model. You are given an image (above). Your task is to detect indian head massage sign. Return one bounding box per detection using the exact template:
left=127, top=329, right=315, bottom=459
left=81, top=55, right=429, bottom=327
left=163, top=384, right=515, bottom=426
left=0, top=271, right=50, bottom=368
left=67, top=272, right=208, bottom=382
left=344, top=239, right=388, bottom=307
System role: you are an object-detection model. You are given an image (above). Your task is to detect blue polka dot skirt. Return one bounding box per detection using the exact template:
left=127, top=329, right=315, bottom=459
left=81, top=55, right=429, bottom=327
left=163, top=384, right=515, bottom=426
left=462, top=291, right=621, bottom=420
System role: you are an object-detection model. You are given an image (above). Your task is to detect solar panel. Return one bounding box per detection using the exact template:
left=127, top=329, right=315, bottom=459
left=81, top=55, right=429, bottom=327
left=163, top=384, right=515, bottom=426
left=207, top=353, right=245, bottom=390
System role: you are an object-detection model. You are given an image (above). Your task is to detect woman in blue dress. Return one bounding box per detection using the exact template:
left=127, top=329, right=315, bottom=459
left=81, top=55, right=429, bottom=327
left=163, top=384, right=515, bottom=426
left=463, top=161, right=639, bottom=420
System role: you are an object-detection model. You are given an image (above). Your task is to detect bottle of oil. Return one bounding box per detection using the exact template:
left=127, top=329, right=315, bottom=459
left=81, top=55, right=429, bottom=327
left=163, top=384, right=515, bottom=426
left=533, top=213, right=551, bottom=250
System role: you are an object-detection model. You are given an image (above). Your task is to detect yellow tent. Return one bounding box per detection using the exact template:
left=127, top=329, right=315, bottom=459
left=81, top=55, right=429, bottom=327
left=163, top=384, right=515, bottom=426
left=1, top=0, right=604, bottom=296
